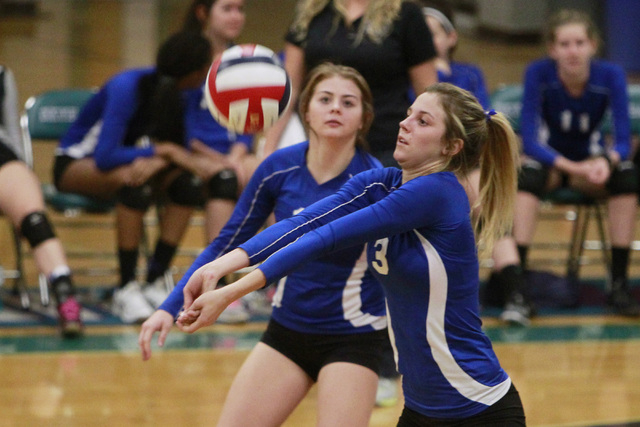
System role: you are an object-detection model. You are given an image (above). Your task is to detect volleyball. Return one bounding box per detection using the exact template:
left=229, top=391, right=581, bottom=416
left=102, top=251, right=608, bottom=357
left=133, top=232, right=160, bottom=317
left=205, top=44, right=291, bottom=135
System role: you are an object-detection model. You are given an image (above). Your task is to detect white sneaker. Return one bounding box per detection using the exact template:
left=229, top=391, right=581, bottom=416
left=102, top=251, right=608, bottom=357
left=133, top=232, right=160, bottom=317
left=142, top=277, right=173, bottom=309
left=217, top=299, right=250, bottom=324
left=375, top=377, right=399, bottom=407
left=112, top=281, right=154, bottom=324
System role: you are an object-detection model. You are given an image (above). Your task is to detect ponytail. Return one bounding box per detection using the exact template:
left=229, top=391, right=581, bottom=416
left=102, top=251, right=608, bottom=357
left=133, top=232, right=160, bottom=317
left=424, top=82, right=520, bottom=252
left=476, top=112, right=519, bottom=251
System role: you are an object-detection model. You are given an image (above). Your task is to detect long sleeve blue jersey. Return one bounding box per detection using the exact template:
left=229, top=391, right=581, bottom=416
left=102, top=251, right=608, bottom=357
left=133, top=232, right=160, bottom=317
left=160, top=142, right=387, bottom=334
left=239, top=168, right=510, bottom=418
left=57, top=68, right=160, bottom=171
left=521, top=58, right=631, bottom=165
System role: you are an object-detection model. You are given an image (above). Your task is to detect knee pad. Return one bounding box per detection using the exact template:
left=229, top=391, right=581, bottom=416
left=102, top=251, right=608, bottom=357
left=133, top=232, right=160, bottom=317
left=118, top=184, right=154, bottom=211
left=20, top=211, right=56, bottom=248
left=518, top=160, right=548, bottom=198
left=206, top=169, right=238, bottom=201
left=608, top=160, right=639, bottom=195
left=167, top=171, right=203, bottom=207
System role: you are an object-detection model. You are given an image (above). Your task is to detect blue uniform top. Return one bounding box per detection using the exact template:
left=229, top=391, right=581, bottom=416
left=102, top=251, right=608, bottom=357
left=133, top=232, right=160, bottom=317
left=57, top=68, right=162, bottom=171
left=238, top=168, right=511, bottom=418
left=183, top=85, right=253, bottom=154
left=409, top=62, right=490, bottom=109
left=521, top=58, right=631, bottom=166
left=160, top=141, right=387, bottom=334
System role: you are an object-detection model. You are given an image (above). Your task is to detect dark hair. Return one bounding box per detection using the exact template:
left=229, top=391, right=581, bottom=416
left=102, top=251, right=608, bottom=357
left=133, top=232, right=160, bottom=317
left=156, top=30, right=211, bottom=79
left=144, top=31, right=212, bottom=144
left=182, top=0, right=216, bottom=32
left=298, top=62, right=374, bottom=150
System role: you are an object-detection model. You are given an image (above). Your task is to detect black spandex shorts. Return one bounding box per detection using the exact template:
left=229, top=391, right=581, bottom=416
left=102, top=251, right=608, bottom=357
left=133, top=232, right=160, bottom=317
left=52, top=154, right=76, bottom=189
left=397, top=383, right=526, bottom=426
left=260, top=318, right=387, bottom=382
left=0, top=141, right=19, bottom=168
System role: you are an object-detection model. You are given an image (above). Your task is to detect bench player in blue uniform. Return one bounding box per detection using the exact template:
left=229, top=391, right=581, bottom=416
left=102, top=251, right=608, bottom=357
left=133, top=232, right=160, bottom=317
left=140, top=63, right=390, bottom=426
left=492, top=9, right=639, bottom=321
left=176, top=83, right=527, bottom=424
left=55, top=32, right=212, bottom=323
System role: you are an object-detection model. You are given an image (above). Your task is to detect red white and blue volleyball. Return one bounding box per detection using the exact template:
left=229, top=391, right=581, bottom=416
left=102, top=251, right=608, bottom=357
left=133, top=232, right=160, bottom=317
left=205, top=44, right=291, bottom=135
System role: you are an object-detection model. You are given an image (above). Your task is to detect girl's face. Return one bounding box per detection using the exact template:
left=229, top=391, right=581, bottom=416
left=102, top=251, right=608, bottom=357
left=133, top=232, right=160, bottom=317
left=394, top=92, right=449, bottom=169
left=549, top=23, right=596, bottom=76
left=426, top=15, right=456, bottom=60
left=305, top=76, right=364, bottom=143
left=205, top=0, right=245, bottom=43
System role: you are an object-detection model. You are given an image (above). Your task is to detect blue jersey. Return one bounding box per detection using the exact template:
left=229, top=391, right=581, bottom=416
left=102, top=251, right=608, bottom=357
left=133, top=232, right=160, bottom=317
left=239, top=168, right=510, bottom=418
left=183, top=85, right=253, bottom=154
left=521, top=58, right=631, bottom=165
left=57, top=68, right=158, bottom=171
left=409, top=62, right=490, bottom=109
left=160, top=141, right=387, bottom=334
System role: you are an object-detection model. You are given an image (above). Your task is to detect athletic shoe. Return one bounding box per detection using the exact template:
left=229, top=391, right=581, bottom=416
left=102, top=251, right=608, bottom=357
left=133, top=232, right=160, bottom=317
left=57, top=296, right=83, bottom=338
left=112, top=281, right=154, bottom=324
left=376, top=377, right=399, bottom=407
left=500, top=291, right=533, bottom=327
left=217, top=299, right=250, bottom=324
left=607, top=286, right=640, bottom=317
left=142, top=277, right=173, bottom=309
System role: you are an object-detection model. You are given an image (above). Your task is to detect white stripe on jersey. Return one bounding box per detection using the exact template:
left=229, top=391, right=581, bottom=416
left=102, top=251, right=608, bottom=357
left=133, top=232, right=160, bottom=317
left=416, top=230, right=511, bottom=406
left=342, top=244, right=387, bottom=330
left=255, top=180, right=396, bottom=261
left=56, top=120, right=103, bottom=159
left=216, top=165, right=301, bottom=260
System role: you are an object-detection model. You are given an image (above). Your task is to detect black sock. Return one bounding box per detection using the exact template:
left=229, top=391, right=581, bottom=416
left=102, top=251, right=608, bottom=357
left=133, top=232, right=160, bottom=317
left=118, top=248, right=139, bottom=287
left=498, top=264, right=526, bottom=300
left=611, top=246, right=630, bottom=288
left=146, top=239, right=177, bottom=283
left=516, top=245, right=529, bottom=271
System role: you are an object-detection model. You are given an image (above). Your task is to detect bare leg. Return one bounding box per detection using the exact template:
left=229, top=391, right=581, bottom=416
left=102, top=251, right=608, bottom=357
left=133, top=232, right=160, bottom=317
left=57, top=158, right=130, bottom=199
left=204, top=199, right=235, bottom=243
left=316, top=362, right=377, bottom=427
left=217, top=343, right=312, bottom=427
left=608, top=194, right=637, bottom=247
left=512, top=192, right=541, bottom=245
left=0, top=162, right=68, bottom=274
left=157, top=203, right=194, bottom=246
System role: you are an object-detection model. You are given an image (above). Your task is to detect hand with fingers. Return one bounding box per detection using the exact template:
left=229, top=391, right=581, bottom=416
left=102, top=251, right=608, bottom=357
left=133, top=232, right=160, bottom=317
left=138, top=310, right=175, bottom=361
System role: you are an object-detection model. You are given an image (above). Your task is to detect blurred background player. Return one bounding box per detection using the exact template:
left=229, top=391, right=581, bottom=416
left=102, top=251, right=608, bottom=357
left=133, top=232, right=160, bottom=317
left=492, top=9, right=639, bottom=322
left=54, top=32, right=212, bottom=323
left=0, top=65, right=83, bottom=337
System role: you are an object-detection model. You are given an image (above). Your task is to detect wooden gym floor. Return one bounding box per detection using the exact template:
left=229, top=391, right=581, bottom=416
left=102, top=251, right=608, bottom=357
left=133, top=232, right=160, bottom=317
left=1, top=1, right=640, bottom=426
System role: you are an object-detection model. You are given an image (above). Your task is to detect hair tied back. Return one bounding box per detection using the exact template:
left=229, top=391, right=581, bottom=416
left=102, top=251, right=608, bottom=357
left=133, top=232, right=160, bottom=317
left=484, top=109, right=497, bottom=122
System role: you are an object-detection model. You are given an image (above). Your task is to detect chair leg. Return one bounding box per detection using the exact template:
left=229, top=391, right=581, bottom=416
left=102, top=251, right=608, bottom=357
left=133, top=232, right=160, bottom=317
left=567, top=205, right=590, bottom=280
left=39, top=273, right=50, bottom=306
left=11, top=227, right=30, bottom=310
left=593, top=204, right=612, bottom=291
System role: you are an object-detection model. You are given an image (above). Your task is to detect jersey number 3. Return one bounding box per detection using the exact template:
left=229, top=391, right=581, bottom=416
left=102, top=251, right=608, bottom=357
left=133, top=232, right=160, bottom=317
left=372, top=238, right=389, bottom=275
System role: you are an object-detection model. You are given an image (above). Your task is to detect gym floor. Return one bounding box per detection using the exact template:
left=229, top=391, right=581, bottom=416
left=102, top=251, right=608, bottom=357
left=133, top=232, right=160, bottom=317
left=1, top=1, right=640, bottom=426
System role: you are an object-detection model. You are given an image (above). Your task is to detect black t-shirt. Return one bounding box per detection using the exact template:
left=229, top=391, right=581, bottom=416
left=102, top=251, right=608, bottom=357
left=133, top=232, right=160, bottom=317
left=286, top=1, right=436, bottom=155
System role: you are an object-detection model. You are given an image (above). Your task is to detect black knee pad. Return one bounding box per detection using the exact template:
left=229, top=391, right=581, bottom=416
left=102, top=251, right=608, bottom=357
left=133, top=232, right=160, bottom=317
left=206, top=168, right=238, bottom=201
left=608, top=160, right=639, bottom=195
left=167, top=171, right=204, bottom=207
left=20, top=211, right=56, bottom=248
left=118, top=184, right=154, bottom=211
left=518, top=160, right=548, bottom=198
